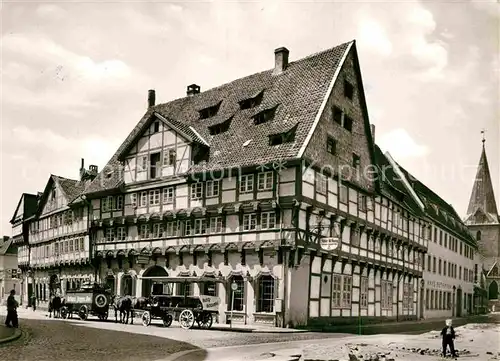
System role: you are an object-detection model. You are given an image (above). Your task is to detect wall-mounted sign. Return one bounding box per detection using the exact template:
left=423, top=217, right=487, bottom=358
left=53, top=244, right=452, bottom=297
left=320, top=237, right=340, bottom=251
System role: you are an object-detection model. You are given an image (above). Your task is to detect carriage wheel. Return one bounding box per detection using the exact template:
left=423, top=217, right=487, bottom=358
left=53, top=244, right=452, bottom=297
left=179, top=309, right=195, bottom=329
left=162, top=314, right=173, bottom=328
left=141, top=311, right=151, bottom=327
left=197, top=312, right=213, bottom=329
left=60, top=306, right=69, bottom=319
left=79, top=305, right=89, bottom=321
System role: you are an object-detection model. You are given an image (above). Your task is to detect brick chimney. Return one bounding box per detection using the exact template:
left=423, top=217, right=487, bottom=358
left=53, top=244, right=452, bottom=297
left=148, top=89, right=156, bottom=108
left=79, top=158, right=85, bottom=180
left=187, top=84, right=200, bottom=97
left=273, top=47, right=289, bottom=75
left=371, top=124, right=376, bottom=142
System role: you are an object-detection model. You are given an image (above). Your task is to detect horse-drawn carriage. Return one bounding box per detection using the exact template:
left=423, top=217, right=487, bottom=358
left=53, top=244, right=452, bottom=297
left=136, top=276, right=222, bottom=329
left=60, top=282, right=112, bottom=321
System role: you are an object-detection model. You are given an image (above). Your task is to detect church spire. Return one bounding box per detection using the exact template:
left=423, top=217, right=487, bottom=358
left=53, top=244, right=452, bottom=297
left=465, top=132, right=499, bottom=224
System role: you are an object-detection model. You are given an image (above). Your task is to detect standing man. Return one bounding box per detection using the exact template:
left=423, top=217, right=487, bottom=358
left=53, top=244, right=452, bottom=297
left=440, top=319, right=457, bottom=358
left=5, top=289, right=19, bottom=328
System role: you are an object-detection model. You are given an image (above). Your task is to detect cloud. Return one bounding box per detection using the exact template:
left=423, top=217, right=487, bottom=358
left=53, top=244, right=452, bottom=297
left=36, top=4, right=66, bottom=19
left=357, top=19, right=393, bottom=56
left=377, top=129, right=430, bottom=159
left=9, top=126, right=121, bottom=167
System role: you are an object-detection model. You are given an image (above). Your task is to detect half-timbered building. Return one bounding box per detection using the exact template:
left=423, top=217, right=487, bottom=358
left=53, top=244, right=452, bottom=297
left=25, top=160, right=97, bottom=309
left=391, top=158, right=480, bottom=319
left=84, top=40, right=429, bottom=328
left=10, top=192, right=38, bottom=306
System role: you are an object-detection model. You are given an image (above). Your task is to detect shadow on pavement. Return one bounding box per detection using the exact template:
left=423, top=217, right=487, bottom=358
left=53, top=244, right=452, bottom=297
left=0, top=318, right=207, bottom=361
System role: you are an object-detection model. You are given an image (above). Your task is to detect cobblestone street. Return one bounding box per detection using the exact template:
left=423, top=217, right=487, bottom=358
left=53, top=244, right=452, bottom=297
left=0, top=317, right=201, bottom=361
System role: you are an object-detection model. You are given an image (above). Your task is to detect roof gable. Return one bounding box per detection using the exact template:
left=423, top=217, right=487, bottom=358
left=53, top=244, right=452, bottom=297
left=37, top=175, right=85, bottom=216
left=0, top=238, right=16, bottom=256
left=85, top=41, right=353, bottom=195
left=10, top=193, right=38, bottom=224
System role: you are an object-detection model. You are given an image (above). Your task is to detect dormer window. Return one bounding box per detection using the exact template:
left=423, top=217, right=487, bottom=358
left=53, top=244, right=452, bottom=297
left=253, top=106, right=277, bottom=125
left=239, top=91, right=264, bottom=110
left=209, top=116, right=233, bottom=135
left=199, top=102, right=222, bottom=119
left=269, top=124, right=297, bottom=146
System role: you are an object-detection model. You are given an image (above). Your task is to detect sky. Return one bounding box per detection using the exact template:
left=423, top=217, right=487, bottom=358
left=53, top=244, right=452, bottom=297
left=1, top=0, right=499, bottom=236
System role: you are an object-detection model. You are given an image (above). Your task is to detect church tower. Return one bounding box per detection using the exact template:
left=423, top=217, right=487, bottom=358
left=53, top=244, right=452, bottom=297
left=465, top=133, right=500, bottom=308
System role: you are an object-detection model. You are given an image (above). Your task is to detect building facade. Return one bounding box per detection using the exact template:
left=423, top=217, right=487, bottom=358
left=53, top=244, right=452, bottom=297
left=0, top=237, right=20, bottom=305
left=84, top=41, right=428, bottom=328
left=10, top=193, right=38, bottom=306
left=464, top=139, right=500, bottom=311
left=14, top=161, right=98, bottom=309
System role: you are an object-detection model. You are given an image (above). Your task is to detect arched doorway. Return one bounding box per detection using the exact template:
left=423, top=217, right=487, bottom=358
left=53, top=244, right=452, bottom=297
left=105, top=275, right=116, bottom=294
left=142, top=266, right=168, bottom=297
left=489, top=281, right=498, bottom=300
left=121, top=275, right=134, bottom=296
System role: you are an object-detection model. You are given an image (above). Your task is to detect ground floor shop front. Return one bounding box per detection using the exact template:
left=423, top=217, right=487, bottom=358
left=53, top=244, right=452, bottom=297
left=19, top=265, right=94, bottom=308
left=94, top=245, right=422, bottom=328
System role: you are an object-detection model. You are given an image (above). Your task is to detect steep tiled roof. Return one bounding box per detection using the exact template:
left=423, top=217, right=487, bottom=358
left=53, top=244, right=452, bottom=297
left=0, top=238, right=15, bottom=256
left=86, top=41, right=353, bottom=195
left=465, top=143, right=499, bottom=224
left=54, top=176, right=87, bottom=203
left=373, top=145, right=424, bottom=217
left=395, top=164, right=476, bottom=245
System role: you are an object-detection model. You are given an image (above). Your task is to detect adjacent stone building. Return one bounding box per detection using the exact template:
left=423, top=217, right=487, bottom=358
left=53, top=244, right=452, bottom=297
left=464, top=139, right=500, bottom=311
left=0, top=237, right=19, bottom=305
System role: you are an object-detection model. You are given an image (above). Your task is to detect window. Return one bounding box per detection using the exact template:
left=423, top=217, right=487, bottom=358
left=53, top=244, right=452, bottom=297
left=191, top=183, right=203, bottom=200
left=153, top=121, right=160, bottom=133
left=268, top=125, right=297, bottom=146
left=227, top=276, right=244, bottom=311
left=184, top=220, right=192, bottom=236
left=80, top=238, right=84, bottom=251
left=149, top=190, right=160, bottom=206
left=327, top=136, right=337, bottom=155
left=256, top=275, right=275, bottom=313
left=114, top=196, right=123, bottom=210
left=140, top=156, right=148, bottom=172
left=240, top=175, right=254, bottom=193
left=163, top=149, right=176, bottom=167
left=117, top=227, right=126, bottom=241
left=209, top=217, right=223, bottom=233
left=69, top=239, right=74, bottom=252
left=131, top=193, right=137, bottom=207
left=194, top=219, right=206, bottom=235
left=359, top=194, right=367, bottom=212
left=427, top=255, right=431, bottom=271
left=239, top=91, right=263, bottom=110
left=162, top=187, right=174, bottom=204
left=439, top=259, right=442, bottom=274
left=360, top=277, right=368, bottom=308
left=166, top=221, right=177, bottom=237
left=381, top=280, right=393, bottom=309
left=208, top=117, right=232, bottom=135
left=149, top=152, right=161, bottom=179
left=178, top=282, right=192, bottom=296
left=403, top=283, right=413, bottom=309
left=140, top=192, right=147, bottom=207
left=332, top=106, right=343, bottom=125
left=332, top=275, right=352, bottom=308
left=339, top=184, right=348, bottom=204
left=139, top=224, right=149, bottom=239
left=105, top=228, right=115, bottom=242
left=351, top=229, right=360, bottom=247
left=352, top=153, right=360, bottom=168
left=261, top=212, right=276, bottom=229
left=206, top=181, right=220, bottom=198
left=253, top=107, right=276, bottom=125
left=316, top=173, right=327, bottom=195
left=258, top=171, right=273, bottom=191
left=152, top=223, right=164, bottom=238
left=242, top=214, right=257, bottom=231
left=343, top=115, right=353, bottom=132
left=55, top=243, right=59, bottom=255
left=443, top=261, right=447, bottom=276
left=433, top=256, right=436, bottom=273
left=344, top=80, right=354, bottom=100
left=199, top=102, right=222, bottom=119
left=102, top=197, right=110, bottom=212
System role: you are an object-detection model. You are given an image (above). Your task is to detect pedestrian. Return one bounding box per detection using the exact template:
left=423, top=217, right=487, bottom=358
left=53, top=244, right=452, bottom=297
left=48, top=295, right=53, bottom=318
left=5, top=289, right=19, bottom=328
left=31, top=294, right=37, bottom=311
left=441, top=319, right=458, bottom=358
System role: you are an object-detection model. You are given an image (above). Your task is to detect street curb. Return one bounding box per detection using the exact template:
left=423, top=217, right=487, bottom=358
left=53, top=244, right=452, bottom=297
left=0, top=328, right=22, bottom=345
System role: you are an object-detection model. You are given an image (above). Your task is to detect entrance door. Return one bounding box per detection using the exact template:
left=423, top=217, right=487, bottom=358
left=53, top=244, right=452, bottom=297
left=420, top=287, right=425, bottom=319
left=456, top=288, right=462, bottom=317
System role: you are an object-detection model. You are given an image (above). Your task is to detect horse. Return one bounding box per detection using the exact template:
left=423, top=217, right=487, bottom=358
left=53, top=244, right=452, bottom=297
left=112, top=295, right=134, bottom=324
left=48, top=295, right=62, bottom=318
